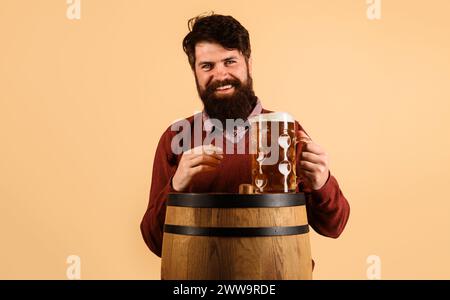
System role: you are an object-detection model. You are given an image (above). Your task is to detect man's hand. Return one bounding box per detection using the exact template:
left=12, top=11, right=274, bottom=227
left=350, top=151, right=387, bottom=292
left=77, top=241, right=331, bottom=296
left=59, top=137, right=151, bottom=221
left=299, top=131, right=330, bottom=190
left=172, top=145, right=224, bottom=192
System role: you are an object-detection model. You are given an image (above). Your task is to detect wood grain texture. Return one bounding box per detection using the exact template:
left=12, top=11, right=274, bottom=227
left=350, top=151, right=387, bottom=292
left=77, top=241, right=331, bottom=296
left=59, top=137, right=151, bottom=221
left=161, top=194, right=312, bottom=280
left=164, top=206, right=308, bottom=227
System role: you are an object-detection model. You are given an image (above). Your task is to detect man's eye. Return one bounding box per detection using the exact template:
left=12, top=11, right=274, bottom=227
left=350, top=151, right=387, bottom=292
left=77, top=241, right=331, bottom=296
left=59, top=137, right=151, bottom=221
left=201, top=64, right=212, bottom=70
left=225, top=60, right=236, bottom=65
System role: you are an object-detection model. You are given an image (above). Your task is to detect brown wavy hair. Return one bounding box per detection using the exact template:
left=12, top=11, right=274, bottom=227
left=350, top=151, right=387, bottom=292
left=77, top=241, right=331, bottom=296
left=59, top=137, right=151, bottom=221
left=182, top=12, right=251, bottom=70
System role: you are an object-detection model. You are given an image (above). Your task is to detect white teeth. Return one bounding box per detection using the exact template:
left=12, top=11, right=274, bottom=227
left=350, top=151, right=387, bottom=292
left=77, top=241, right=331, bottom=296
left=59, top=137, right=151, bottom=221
left=216, top=84, right=233, bottom=91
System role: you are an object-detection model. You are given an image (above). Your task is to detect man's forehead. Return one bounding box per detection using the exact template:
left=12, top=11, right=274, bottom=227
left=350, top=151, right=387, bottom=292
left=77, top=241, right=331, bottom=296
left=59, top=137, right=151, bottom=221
left=195, top=42, right=243, bottom=62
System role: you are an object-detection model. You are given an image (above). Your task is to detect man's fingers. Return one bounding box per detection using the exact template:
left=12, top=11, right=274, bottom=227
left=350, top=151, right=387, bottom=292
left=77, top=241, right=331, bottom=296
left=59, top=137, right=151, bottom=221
left=190, top=164, right=217, bottom=176
left=183, top=145, right=224, bottom=161
left=184, top=151, right=224, bottom=161
left=300, top=160, right=321, bottom=172
left=301, top=151, right=323, bottom=164
left=302, top=141, right=325, bottom=155
left=186, top=145, right=224, bottom=155
left=187, top=154, right=222, bottom=168
left=203, top=144, right=224, bottom=155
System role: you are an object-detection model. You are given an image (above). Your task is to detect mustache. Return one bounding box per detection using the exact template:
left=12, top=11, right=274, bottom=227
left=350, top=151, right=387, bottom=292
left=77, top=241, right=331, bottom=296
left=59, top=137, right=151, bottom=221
left=199, top=74, right=257, bottom=125
left=204, top=78, right=242, bottom=95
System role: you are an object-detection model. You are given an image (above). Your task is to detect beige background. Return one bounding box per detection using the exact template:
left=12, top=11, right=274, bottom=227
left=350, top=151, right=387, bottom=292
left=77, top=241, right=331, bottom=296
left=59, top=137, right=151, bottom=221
left=1, top=0, right=449, bottom=279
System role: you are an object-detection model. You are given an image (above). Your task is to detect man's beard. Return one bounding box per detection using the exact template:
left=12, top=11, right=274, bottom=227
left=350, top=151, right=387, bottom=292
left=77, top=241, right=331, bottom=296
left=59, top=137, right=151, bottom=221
left=196, top=74, right=258, bottom=126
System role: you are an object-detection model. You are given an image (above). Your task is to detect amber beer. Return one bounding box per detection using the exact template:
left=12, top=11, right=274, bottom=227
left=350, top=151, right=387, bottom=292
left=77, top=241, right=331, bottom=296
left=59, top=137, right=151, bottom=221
left=249, top=112, right=298, bottom=193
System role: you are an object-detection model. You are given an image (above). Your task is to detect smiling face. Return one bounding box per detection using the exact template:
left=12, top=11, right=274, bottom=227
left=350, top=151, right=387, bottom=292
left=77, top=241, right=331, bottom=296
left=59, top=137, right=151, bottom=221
left=193, top=42, right=257, bottom=124
left=194, top=42, right=252, bottom=97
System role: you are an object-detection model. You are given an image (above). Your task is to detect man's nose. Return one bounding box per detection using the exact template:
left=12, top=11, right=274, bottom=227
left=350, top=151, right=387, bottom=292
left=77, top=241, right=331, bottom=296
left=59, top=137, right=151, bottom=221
left=212, top=64, right=230, bottom=81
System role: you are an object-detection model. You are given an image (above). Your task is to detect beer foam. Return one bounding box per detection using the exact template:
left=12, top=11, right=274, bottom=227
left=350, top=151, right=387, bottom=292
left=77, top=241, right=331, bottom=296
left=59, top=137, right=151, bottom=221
left=248, top=112, right=295, bottom=123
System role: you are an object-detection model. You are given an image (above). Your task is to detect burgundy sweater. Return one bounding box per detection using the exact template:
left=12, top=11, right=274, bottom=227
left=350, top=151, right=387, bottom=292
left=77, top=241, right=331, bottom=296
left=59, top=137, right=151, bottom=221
left=141, top=109, right=350, bottom=257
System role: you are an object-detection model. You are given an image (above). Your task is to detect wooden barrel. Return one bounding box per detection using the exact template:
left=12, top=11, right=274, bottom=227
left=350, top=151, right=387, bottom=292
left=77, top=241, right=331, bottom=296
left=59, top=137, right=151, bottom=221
left=161, top=193, right=312, bottom=280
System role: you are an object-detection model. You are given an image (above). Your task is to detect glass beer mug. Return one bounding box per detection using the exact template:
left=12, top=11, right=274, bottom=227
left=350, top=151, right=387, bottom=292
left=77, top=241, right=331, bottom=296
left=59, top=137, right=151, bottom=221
left=249, top=112, right=298, bottom=193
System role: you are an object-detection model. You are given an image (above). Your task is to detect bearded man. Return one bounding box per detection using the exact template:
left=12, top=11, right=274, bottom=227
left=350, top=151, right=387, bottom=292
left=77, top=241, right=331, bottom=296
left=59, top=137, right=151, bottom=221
left=140, top=14, right=350, bottom=258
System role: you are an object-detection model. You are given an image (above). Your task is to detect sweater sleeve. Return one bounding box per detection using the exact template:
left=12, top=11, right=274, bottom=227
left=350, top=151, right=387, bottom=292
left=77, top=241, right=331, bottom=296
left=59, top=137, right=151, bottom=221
left=140, top=129, right=178, bottom=257
left=295, top=122, right=350, bottom=238
left=302, top=172, right=350, bottom=238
